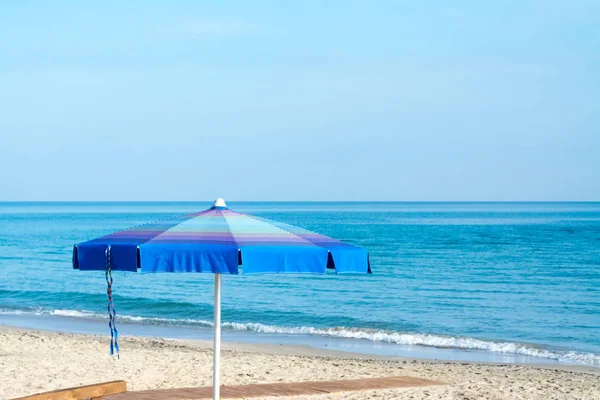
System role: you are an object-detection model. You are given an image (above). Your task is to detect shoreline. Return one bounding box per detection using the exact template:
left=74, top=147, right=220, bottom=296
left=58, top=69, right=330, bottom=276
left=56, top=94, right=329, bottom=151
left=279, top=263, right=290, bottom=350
left=2, top=324, right=599, bottom=376
left=2, top=312, right=598, bottom=369
left=2, top=326, right=600, bottom=399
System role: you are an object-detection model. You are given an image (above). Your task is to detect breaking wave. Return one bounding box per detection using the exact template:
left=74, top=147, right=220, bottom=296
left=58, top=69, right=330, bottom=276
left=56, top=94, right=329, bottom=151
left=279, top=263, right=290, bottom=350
left=2, top=307, right=599, bottom=366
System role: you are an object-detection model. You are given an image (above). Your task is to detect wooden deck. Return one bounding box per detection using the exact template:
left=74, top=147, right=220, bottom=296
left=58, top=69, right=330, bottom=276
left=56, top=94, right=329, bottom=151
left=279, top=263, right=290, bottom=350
left=13, top=380, right=127, bottom=400
left=106, top=376, right=441, bottom=399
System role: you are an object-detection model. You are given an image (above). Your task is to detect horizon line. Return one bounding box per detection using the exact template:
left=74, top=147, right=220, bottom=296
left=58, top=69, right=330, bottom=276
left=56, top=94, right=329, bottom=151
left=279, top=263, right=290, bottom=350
left=1, top=200, right=599, bottom=204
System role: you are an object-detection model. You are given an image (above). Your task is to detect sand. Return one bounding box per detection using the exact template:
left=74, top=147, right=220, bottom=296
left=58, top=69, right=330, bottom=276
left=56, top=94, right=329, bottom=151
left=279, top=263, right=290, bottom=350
left=1, top=326, right=599, bottom=400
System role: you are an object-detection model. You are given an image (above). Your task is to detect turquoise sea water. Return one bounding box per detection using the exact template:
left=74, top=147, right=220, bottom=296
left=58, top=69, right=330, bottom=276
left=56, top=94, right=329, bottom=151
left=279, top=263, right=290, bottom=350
left=0, top=202, right=599, bottom=366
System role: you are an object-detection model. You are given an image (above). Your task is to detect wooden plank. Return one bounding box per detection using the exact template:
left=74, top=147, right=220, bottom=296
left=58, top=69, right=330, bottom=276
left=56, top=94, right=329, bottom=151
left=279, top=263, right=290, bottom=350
left=106, top=376, right=441, bottom=400
left=13, top=380, right=127, bottom=400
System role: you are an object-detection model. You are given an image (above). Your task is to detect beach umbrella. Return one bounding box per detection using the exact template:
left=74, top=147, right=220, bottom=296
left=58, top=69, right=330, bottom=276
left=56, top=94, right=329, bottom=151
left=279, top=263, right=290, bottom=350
left=72, top=198, right=371, bottom=400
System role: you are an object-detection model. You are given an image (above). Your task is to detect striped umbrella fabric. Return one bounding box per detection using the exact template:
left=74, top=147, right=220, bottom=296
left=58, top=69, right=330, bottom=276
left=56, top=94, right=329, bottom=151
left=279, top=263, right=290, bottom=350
left=73, top=201, right=370, bottom=275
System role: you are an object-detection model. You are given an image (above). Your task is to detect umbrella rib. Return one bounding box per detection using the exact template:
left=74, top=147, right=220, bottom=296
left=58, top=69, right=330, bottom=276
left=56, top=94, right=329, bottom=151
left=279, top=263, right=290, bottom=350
left=139, top=208, right=228, bottom=245
left=218, top=209, right=242, bottom=261
left=227, top=212, right=318, bottom=248
left=244, top=214, right=344, bottom=250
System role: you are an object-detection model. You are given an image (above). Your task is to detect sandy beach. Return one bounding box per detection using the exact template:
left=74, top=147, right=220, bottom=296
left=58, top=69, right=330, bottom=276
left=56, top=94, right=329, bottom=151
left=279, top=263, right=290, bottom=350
left=1, top=326, right=599, bottom=400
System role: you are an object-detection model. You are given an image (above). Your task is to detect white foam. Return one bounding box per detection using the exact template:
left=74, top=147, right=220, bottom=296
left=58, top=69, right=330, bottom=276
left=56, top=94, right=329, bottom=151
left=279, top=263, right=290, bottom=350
left=0, top=309, right=33, bottom=316
left=2, top=308, right=598, bottom=366
left=223, top=323, right=600, bottom=366
left=50, top=309, right=97, bottom=318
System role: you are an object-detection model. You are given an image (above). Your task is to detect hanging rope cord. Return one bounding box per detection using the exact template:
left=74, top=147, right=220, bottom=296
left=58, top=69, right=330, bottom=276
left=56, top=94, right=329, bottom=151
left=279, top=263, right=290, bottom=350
left=105, top=246, right=119, bottom=358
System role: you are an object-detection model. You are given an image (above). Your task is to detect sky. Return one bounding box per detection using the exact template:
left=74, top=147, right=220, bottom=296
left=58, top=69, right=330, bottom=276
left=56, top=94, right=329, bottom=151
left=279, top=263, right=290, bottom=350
left=0, top=1, right=598, bottom=201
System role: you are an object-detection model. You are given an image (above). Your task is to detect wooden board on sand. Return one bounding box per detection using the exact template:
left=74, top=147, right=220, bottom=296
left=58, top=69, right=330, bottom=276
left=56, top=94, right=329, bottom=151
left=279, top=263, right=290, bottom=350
left=106, top=376, right=442, bottom=399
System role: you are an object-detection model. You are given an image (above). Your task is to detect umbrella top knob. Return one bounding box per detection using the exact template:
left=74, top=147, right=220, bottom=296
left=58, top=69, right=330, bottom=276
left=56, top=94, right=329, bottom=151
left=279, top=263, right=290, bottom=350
left=213, top=198, right=227, bottom=209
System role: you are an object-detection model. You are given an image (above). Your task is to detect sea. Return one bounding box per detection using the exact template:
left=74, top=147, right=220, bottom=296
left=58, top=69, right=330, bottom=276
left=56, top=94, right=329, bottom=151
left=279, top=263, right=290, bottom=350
left=0, top=202, right=599, bottom=366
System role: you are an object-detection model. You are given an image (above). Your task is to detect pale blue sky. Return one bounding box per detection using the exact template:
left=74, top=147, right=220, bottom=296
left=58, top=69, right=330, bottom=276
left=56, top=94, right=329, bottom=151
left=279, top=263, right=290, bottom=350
left=1, top=1, right=598, bottom=201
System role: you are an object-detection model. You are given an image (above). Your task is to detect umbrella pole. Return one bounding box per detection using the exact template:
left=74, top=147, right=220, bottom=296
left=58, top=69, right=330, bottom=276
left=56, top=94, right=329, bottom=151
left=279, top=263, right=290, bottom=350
left=213, top=274, right=221, bottom=400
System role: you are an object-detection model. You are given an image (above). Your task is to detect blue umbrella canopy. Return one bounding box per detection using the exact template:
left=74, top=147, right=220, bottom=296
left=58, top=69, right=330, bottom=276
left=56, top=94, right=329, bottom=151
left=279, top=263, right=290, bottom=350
left=72, top=199, right=371, bottom=400
left=73, top=199, right=370, bottom=274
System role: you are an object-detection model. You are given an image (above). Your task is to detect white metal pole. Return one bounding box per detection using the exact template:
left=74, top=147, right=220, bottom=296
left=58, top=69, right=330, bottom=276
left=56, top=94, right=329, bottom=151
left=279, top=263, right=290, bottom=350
left=213, top=274, right=221, bottom=400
